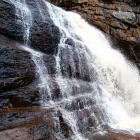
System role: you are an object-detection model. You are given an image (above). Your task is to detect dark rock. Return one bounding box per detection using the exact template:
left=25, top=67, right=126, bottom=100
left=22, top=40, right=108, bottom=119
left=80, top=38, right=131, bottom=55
left=0, top=85, right=41, bottom=108
left=0, top=0, right=61, bottom=108
left=43, top=55, right=57, bottom=75
left=26, top=0, right=61, bottom=54
left=110, top=36, right=140, bottom=69
left=0, top=0, right=24, bottom=43
left=59, top=115, right=72, bottom=138
left=0, top=108, right=59, bottom=140
left=0, top=0, right=61, bottom=55
left=0, top=35, right=39, bottom=108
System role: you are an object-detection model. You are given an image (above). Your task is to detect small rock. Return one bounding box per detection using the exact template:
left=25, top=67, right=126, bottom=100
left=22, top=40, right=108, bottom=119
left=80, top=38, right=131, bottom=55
left=112, top=11, right=137, bottom=25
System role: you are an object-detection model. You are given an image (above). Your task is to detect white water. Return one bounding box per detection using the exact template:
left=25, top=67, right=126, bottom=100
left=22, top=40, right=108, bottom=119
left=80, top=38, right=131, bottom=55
left=9, top=0, right=140, bottom=139
left=9, top=0, right=32, bottom=45
left=45, top=1, right=140, bottom=133
left=9, top=0, right=54, bottom=106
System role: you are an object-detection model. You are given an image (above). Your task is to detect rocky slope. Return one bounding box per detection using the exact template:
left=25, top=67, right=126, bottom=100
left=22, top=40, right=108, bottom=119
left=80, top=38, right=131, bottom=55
left=0, top=0, right=140, bottom=140
left=0, top=0, right=103, bottom=139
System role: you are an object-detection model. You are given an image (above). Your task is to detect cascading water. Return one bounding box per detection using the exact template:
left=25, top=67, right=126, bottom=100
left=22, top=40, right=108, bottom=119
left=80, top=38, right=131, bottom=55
left=9, top=0, right=140, bottom=139
left=45, top=1, right=140, bottom=131
left=9, top=0, right=32, bottom=45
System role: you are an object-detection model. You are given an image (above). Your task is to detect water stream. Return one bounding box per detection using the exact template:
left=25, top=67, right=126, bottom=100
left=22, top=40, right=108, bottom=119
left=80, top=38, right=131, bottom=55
left=9, top=0, right=140, bottom=139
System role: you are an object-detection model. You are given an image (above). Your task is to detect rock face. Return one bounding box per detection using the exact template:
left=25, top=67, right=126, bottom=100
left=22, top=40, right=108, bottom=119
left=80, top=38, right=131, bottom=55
left=0, top=0, right=59, bottom=108
left=0, top=0, right=105, bottom=139
left=0, top=0, right=140, bottom=140
left=0, top=34, right=38, bottom=108
left=0, top=0, right=61, bottom=54
left=51, top=0, right=140, bottom=43
left=27, top=0, right=61, bottom=54
left=0, top=0, right=61, bottom=139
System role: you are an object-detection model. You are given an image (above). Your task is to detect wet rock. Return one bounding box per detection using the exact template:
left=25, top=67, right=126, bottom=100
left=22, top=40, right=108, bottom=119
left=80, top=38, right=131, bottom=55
left=26, top=0, right=61, bottom=54
left=0, top=127, right=33, bottom=140
left=59, top=115, right=72, bottom=138
left=64, top=97, right=96, bottom=111
left=2, top=0, right=140, bottom=139
left=43, top=55, right=57, bottom=75
left=0, top=35, right=38, bottom=108
left=0, top=108, right=59, bottom=140
left=59, top=38, right=95, bottom=81
left=90, top=128, right=140, bottom=140
left=0, top=0, right=61, bottom=55
left=0, top=85, right=41, bottom=108
left=0, top=0, right=24, bottom=43
left=0, top=0, right=62, bottom=108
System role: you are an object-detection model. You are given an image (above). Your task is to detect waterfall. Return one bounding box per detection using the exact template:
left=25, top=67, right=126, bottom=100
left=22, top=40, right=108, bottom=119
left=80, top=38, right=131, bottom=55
left=45, top=1, right=140, bottom=130
left=9, top=0, right=140, bottom=139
